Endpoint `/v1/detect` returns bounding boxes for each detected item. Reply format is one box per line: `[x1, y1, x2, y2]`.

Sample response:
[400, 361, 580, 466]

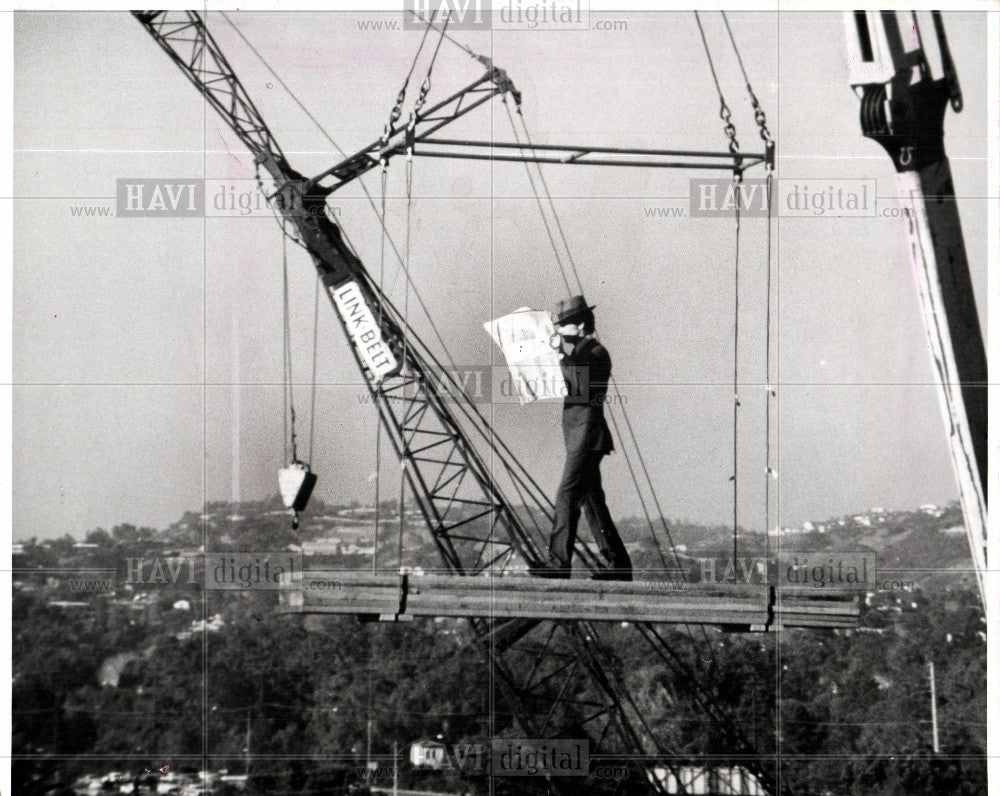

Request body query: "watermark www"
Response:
[68, 578, 115, 593]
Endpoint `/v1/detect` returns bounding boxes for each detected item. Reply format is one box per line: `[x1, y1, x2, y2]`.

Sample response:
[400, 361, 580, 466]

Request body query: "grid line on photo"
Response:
[8, 7, 990, 794]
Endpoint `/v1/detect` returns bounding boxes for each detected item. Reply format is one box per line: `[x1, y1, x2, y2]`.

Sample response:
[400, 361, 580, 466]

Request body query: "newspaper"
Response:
[484, 307, 564, 404]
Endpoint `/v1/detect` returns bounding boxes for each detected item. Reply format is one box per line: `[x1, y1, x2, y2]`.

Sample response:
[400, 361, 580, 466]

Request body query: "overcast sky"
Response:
[11, 9, 989, 540]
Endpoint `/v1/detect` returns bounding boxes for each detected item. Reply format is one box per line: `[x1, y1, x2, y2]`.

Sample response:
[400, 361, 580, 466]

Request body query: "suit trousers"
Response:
[549, 449, 631, 572]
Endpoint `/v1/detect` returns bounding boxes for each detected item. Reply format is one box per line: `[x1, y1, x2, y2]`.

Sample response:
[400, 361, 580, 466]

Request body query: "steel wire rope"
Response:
[719, 10, 779, 577]
[369, 12, 438, 572]
[506, 92, 723, 667]
[508, 101, 690, 583]
[501, 99, 574, 296]
[219, 11, 469, 390]
[695, 10, 744, 574]
[221, 13, 556, 556]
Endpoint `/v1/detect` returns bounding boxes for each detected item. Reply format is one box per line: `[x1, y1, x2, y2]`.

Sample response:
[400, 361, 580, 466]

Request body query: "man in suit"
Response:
[534, 295, 633, 581]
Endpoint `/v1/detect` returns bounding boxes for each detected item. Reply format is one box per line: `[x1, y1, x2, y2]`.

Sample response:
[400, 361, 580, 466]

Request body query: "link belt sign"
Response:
[331, 281, 398, 382]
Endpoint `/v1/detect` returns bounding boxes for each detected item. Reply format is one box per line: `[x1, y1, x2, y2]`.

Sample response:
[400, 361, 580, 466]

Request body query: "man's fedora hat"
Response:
[552, 295, 596, 326]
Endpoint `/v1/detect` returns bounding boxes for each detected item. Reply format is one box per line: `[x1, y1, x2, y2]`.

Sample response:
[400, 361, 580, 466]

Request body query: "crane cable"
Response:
[411, 12, 450, 116]
[372, 162, 390, 572]
[230, 15, 559, 552]
[502, 99, 576, 298]
[221, 10, 474, 411]
[511, 108, 586, 298]
[370, 10, 437, 564]
[696, 10, 745, 573]
[506, 98, 717, 669]
[280, 221, 299, 466]
[502, 98, 726, 722]
[232, 13, 762, 780]
[397, 16, 449, 569]
[505, 98, 688, 580]
[721, 11, 774, 148]
[730, 176, 743, 572]
[721, 10, 777, 566]
[397, 151, 415, 569]
[409, 9, 481, 61]
[381, 12, 437, 147]
[308, 276, 320, 466]
[278, 220, 320, 472]
[371, 15, 451, 572]
[694, 11, 741, 159]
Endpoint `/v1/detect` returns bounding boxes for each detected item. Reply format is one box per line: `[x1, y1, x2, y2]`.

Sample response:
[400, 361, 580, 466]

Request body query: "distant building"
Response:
[301, 537, 342, 555]
[177, 613, 225, 640]
[108, 595, 160, 625]
[341, 507, 376, 518]
[341, 543, 376, 556]
[410, 739, 447, 769]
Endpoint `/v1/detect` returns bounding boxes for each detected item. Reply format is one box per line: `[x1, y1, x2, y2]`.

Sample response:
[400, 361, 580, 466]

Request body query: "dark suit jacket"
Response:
[560, 336, 614, 454]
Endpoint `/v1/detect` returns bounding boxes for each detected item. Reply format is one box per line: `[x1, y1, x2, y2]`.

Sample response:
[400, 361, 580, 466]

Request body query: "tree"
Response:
[85, 528, 113, 547]
[112, 524, 142, 544]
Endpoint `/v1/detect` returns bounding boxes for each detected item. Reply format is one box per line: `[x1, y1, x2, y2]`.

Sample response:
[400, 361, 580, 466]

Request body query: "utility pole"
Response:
[393, 740, 399, 796]
[245, 712, 251, 777]
[366, 716, 374, 786]
[928, 660, 940, 753]
[844, 11, 987, 604]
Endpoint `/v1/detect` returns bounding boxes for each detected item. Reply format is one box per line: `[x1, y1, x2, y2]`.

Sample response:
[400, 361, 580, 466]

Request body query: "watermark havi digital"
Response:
[403, 0, 589, 30]
[122, 552, 302, 590]
[491, 738, 588, 776]
[208, 553, 301, 590]
[687, 178, 877, 218]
